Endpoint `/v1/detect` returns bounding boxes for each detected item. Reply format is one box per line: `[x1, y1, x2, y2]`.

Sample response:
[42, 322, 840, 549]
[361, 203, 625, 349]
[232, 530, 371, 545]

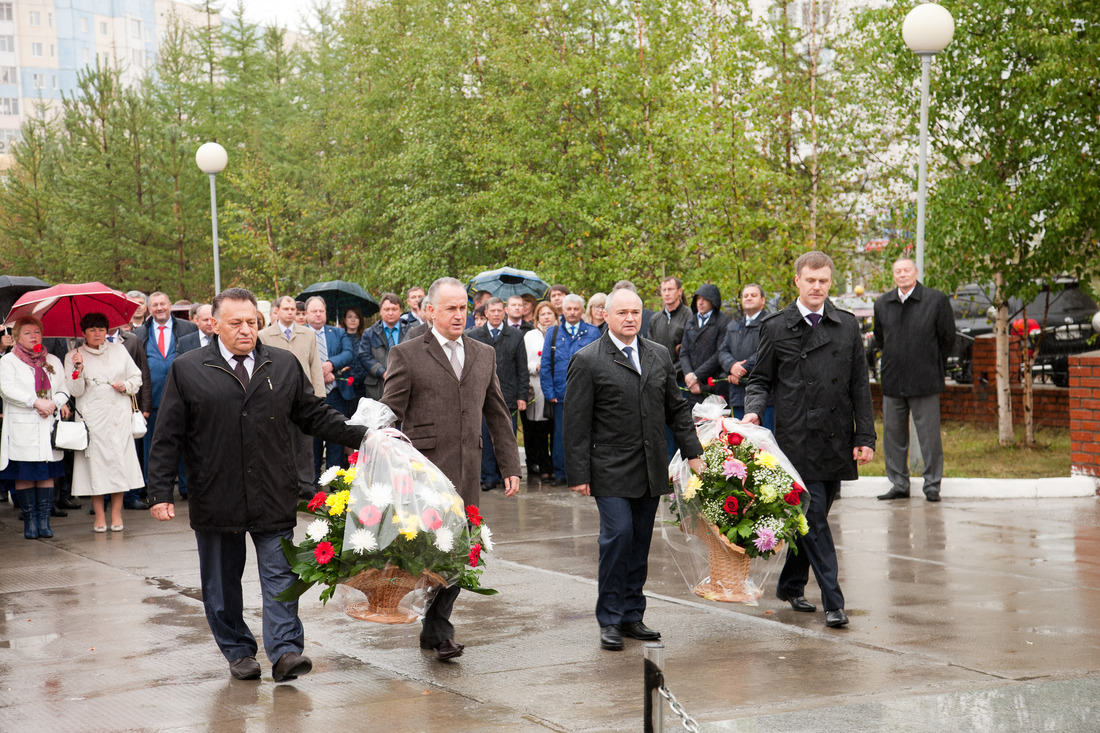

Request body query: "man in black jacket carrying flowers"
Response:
[148, 288, 366, 683]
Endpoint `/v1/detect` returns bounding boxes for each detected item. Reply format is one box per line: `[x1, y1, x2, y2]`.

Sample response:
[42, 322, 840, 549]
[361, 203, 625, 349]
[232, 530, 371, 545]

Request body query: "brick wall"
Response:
[870, 381, 1069, 429]
[1069, 351, 1100, 478]
[970, 333, 1025, 385]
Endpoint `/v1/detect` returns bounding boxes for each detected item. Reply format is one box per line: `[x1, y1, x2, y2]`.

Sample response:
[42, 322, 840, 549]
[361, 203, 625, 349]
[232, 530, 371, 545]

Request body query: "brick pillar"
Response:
[1069, 350, 1100, 480]
[972, 333, 1025, 385]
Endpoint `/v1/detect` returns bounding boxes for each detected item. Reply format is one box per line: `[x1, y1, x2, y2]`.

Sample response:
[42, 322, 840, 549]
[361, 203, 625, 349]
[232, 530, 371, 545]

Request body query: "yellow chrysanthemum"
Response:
[335, 468, 347, 478]
[448, 493, 465, 515]
[345, 467, 357, 483]
[797, 514, 809, 535]
[400, 528, 419, 541]
[755, 451, 778, 470]
[325, 490, 350, 516]
[393, 511, 419, 534]
[683, 474, 702, 501]
[411, 461, 424, 471]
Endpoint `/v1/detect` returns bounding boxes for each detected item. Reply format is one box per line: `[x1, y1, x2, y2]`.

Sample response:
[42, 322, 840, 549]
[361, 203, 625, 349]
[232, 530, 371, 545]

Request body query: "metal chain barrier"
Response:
[657, 684, 701, 732]
[644, 643, 701, 733]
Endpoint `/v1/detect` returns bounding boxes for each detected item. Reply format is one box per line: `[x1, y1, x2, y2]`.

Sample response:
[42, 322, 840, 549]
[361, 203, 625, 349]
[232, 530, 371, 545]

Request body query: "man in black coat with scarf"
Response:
[565, 289, 703, 651]
[148, 288, 366, 683]
[744, 252, 875, 629]
[873, 257, 955, 502]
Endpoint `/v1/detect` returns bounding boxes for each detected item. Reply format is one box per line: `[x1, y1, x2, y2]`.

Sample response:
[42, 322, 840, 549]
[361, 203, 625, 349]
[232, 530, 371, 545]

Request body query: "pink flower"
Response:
[421, 508, 443, 531]
[722, 458, 747, 481]
[753, 528, 778, 553]
[394, 473, 414, 495]
[358, 505, 382, 527]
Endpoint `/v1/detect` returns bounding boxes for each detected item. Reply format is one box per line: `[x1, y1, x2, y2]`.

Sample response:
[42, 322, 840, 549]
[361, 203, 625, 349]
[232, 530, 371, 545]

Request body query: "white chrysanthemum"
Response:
[434, 527, 455, 552]
[421, 488, 446, 509]
[306, 518, 331, 542]
[367, 483, 392, 507]
[480, 524, 494, 552]
[347, 528, 378, 554]
[318, 465, 341, 487]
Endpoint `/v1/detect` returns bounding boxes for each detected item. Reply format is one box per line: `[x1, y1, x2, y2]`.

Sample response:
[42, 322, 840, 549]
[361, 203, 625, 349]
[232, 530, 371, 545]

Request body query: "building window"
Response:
[80, 17, 88, 33]
[32, 73, 43, 89]
[50, 44, 54, 58]
[47, 12, 52, 27]
[28, 10, 40, 26]
[31, 42, 43, 57]
[0, 66, 14, 83]
[131, 19, 141, 39]
[0, 4, 11, 22]
[0, 36, 13, 53]
[100, 21, 108, 35]
[0, 97, 19, 115]
[51, 75, 56, 89]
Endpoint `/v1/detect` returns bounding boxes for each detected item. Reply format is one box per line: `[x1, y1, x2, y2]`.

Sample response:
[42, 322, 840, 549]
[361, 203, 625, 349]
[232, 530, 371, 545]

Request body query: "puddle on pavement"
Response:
[0, 632, 60, 648]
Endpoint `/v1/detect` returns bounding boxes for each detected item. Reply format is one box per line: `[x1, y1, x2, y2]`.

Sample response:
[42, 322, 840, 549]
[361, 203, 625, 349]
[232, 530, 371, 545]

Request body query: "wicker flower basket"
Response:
[340, 566, 447, 624]
[691, 522, 765, 603]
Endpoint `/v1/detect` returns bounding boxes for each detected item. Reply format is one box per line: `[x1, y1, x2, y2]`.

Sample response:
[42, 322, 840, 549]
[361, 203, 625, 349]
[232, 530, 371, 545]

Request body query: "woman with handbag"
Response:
[64, 313, 144, 533]
[522, 302, 558, 482]
[0, 316, 71, 539]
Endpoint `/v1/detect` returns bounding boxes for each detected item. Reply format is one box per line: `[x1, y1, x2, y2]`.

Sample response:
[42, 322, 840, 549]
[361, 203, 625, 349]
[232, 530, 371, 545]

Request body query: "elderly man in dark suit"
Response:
[873, 257, 955, 502]
[148, 288, 366, 682]
[564, 288, 703, 651]
[467, 297, 528, 490]
[177, 304, 215, 354]
[381, 277, 521, 661]
[743, 251, 876, 629]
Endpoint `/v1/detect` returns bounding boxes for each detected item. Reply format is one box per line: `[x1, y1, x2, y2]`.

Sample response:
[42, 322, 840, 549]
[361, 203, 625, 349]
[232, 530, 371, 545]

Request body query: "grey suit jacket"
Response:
[258, 322, 325, 398]
[381, 330, 520, 507]
[564, 334, 702, 497]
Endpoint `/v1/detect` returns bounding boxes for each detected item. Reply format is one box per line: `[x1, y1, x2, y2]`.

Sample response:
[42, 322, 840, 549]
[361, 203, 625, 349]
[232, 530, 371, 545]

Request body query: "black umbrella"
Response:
[466, 267, 549, 301]
[296, 281, 380, 320]
[0, 276, 50, 323]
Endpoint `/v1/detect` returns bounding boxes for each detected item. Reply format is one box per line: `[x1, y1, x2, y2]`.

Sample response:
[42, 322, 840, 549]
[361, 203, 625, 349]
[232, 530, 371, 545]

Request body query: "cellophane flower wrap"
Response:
[662, 396, 810, 605]
[277, 399, 496, 620]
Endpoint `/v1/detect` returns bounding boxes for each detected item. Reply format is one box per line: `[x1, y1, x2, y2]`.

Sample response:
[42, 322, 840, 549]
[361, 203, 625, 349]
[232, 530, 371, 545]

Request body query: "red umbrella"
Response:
[3, 282, 142, 337]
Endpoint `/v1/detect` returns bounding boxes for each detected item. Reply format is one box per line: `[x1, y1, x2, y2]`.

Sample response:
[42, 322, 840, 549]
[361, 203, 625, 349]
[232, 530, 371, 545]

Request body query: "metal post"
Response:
[915, 53, 931, 280]
[209, 172, 221, 295]
[644, 643, 665, 733]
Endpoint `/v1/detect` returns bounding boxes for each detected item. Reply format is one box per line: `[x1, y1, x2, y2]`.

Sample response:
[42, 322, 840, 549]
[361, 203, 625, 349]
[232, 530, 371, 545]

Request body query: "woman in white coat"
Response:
[0, 316, 71, 539]
[65, 312, 144, 533]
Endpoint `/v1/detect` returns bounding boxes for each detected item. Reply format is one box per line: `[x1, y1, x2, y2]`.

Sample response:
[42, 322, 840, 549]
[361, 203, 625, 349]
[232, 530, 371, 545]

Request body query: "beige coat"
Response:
[0, 351, 69, 469]
[64, 343, 144, 496]
[381, 330, 520, 507]
[259, 321, 324, 397]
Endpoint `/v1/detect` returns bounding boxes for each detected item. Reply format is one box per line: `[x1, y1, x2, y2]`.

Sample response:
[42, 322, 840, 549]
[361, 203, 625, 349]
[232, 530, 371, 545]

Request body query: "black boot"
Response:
[16, 489, 37, 539]
[35, 486, 54, 539]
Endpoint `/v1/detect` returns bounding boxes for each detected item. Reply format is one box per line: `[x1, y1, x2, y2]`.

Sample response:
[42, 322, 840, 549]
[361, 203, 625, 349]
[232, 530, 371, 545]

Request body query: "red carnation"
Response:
[71, 370, 80, 379]
[707, 377, 715, 386]
[537, 350, 542, 356]
[307, 492, 327, 511]
[32, 344, 43, 353]
[313, 541, 335, 564]
[348, 450, 359, 465]
[347, 376, 354, 386]
[421, 508, 443, 531]
[723, 496, 739, 515]
[465, 505, 483, 527]
[468, 543, 483, 567]
[727, 433, 743, 447]
[358, 505, 382, 527]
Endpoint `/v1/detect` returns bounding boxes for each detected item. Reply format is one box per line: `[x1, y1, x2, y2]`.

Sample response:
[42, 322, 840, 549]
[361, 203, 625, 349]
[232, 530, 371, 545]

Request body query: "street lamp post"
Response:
[902, 2, 954, 279]
[195, 142, 228, 295]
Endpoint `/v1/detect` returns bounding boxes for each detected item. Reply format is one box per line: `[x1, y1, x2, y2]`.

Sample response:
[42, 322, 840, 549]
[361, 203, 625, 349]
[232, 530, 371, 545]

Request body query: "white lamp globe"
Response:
[902, 3, 955, 55]
[195, 142, 228, 174]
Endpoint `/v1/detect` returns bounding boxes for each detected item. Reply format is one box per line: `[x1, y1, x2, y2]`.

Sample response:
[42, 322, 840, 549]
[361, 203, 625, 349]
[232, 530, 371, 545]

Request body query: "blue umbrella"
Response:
[466, 267, 549, 301]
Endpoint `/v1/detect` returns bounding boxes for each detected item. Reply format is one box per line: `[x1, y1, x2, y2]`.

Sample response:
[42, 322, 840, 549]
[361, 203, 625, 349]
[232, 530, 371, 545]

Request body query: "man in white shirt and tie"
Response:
[178, 304, 216, 353]
[718, 284, 774, 429]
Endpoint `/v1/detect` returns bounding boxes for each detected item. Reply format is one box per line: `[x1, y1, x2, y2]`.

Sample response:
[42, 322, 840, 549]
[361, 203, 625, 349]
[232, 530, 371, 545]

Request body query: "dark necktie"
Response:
[386, 327, 397, 348]
[807, 313, 822, 328]
[233, 354, 250, 389]
[622, 345, 639, 373]
[699, 314, 709, 329]
[491, 328, 500, 340]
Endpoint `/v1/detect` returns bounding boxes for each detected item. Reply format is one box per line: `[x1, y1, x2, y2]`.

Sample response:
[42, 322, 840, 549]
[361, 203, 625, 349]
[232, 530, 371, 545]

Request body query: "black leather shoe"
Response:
[123, 500, 149, 511]
[925, 489, 941, 502]
[776, 592, 816, 612]
[228, 656, 261, 680]
[272, 651, 312, 681]
[619, 621, 661, 640]
[420, 638, 464, 660]
[57, 497, 82, 510]
[825, 609, 849, 628]
[600, 625, 624, 651]
[877, 488, 910, 500]
[51, 505, 68, 518]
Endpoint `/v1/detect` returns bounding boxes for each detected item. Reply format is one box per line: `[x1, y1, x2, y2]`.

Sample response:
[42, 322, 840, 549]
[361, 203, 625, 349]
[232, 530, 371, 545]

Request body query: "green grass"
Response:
[860, 419, 1071, 479]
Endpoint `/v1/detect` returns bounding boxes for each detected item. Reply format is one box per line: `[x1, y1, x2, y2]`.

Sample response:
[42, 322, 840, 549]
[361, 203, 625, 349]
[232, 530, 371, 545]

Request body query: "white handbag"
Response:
[130, 394, 147, 439]
[52, 414, 89, 452]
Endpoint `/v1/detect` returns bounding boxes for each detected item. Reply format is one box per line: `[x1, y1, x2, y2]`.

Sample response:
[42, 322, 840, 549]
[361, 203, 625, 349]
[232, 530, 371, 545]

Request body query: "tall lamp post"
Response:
[902, 3, 954, 279]
[195, 142, 228, 295]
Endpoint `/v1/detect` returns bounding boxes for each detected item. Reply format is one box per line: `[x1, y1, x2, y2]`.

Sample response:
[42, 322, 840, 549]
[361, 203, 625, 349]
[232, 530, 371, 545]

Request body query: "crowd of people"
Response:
[4, 253, 953, 680]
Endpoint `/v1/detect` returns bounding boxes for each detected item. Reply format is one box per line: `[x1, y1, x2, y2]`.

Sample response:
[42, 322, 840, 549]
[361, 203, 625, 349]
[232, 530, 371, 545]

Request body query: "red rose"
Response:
[358, 505, 382, 527]
[307, 492, 327, 511]
[465, 505, 482, 527]
[421, 508, 443, 531]
[727, 433, 743, 447]
[313, 541, 335, 564]
[468, 542, 482, 567]
[723, 496, 739, 514]
[784, 483, 804, 506]
[348, 450, 359, 465]
[32, 344, 43, 353]
[394, 473, 414, 494]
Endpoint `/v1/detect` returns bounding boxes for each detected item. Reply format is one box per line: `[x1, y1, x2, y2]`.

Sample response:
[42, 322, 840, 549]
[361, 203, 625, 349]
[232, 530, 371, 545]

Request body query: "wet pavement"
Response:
[1, 480, 1099, 732]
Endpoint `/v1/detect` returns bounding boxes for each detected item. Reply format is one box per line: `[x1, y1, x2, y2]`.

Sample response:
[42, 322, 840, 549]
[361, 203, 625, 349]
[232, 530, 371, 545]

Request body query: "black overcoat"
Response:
[147, 339, 365, 532]
[872, 282, 955, 398]
[564, 335, 702, 497]
[744, 301, 876, 482]
[466, 323, 529, 410]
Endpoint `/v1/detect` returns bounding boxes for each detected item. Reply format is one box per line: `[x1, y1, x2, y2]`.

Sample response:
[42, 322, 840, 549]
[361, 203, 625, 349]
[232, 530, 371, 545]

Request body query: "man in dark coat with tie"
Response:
[743, 251, 876, 629]
[680, 283, 730, 404]
[381, 277, 521, 661]
[564, 289, 703, 651]
[353, 292, 408, 400]
[148, 288, 366, 683]
[718, 284, 773, 429]
[466, 297, 528, 490]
